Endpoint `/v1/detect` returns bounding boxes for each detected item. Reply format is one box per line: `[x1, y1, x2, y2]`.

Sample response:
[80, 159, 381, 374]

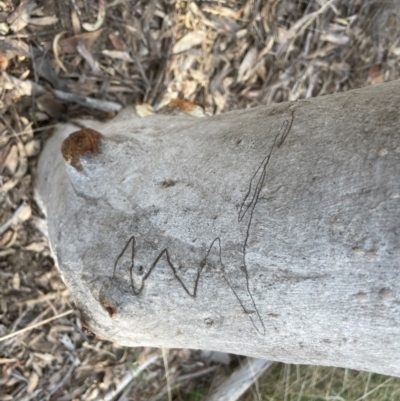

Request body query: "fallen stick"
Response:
[36, 81, 400, 376]
[53, 89, 122, 112]
[0, 310, 74, 342]
[205, 358, 273, 401]
[94, 354, 160, 401]
[1, 72, 122, 112]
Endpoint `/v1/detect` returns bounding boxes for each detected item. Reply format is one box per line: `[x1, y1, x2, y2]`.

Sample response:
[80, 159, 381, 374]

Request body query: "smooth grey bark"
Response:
[37, 81, 400, 377]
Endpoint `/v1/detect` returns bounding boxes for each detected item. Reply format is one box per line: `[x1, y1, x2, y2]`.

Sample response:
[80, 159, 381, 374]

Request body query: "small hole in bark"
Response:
[379, 287, 393, 300]
[204, 317, 213, 327]
[236, 139, 242, 145]
[82, 326, 96, 339]
[101, 301, 117, 319]
[136, 265, 144, 275]
[161, 179, 176, 188]
[77, 307, 102, 339]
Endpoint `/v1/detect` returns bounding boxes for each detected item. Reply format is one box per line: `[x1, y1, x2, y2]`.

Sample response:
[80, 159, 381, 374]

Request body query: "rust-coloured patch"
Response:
[61, 128, 102, 171]
[101, 301, 117, 319]
[166, 99, 204, 117]
[169, 98, 197, 111]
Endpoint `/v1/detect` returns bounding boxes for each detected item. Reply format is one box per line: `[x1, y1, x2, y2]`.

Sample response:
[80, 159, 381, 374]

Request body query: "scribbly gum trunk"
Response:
[37, 82, 400, 376]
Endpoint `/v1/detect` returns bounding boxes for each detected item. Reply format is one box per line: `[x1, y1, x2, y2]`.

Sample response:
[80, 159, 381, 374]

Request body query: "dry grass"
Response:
[244, 363, 400, 401]
[1, 0, 400, 400]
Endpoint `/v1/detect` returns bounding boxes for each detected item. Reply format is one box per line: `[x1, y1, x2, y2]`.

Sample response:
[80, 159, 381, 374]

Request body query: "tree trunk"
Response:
[36, 81, 400, 377]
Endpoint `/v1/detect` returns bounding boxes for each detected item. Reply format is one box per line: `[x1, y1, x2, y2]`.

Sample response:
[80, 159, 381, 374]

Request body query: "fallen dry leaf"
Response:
[7, 1, 36, 32]
[36, 93, 66, 119]
[0, 133, 9, 152]
[25, 242, 47, 253]
[173, 32, 205, 54]
[82, 0, 106, 32]
[0, 139, 28, 193]
[390, 48, 400, 57]
[26, 371, 39, 394]
[306, 44, 338, 59]
[0, 229, 17, 248]
[0, 23, 9, 35]
[0, 201, 31, 236]
[71, 9, 81, 35]
[29, 15, 58, 26]
[202, 5, 239, 19]
[53, 31, 68, 73]
[368, 65, 384, 85]
[102, 50, 133, 62]
[17, 202, 32, 223]
[0, 51, 9, 72]
[1, 72, 43, 99]
[56, 30, 103, 55]
[109, 32, 125, 51]
[27, 216, 49, 238]
[321, 32, 350, 45]
[0, 38, 30, 59]
[135, 103, 154, 117]
[24, 139, 41, 157]
[237, 47, 257, 82]
[0, 358, 18, 364]
[330, 61, 350, 74]
[213, 90, 226, 113]
[12, 272, 20, 289]
[3, 144, 19, 175]
[19, 116, 34, 143]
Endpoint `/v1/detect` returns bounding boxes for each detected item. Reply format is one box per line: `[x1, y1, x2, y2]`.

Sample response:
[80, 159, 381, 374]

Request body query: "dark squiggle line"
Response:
[237, 111, 294, 335]
[111, 236, 253, 301]
[110, 235, 267, 334]
[107, 112, 294, 335]
[239, 112, 294, 222]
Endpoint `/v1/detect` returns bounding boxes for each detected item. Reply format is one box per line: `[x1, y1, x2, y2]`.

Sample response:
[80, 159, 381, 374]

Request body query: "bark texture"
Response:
[37, 82, 400, 376]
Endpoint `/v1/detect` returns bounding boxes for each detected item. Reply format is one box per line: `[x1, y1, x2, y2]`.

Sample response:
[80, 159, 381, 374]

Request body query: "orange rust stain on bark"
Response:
[61, 128, 102, 171]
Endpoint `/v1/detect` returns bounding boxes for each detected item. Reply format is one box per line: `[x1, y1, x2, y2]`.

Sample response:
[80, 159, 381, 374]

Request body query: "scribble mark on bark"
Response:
[236, 111, 294, 334]
[107, 112, 294, 335]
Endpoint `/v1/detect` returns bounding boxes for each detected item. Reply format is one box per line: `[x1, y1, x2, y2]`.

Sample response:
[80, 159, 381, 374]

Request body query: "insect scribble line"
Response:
[107, 112, 294, 335]
[237, 111, 294, 334]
